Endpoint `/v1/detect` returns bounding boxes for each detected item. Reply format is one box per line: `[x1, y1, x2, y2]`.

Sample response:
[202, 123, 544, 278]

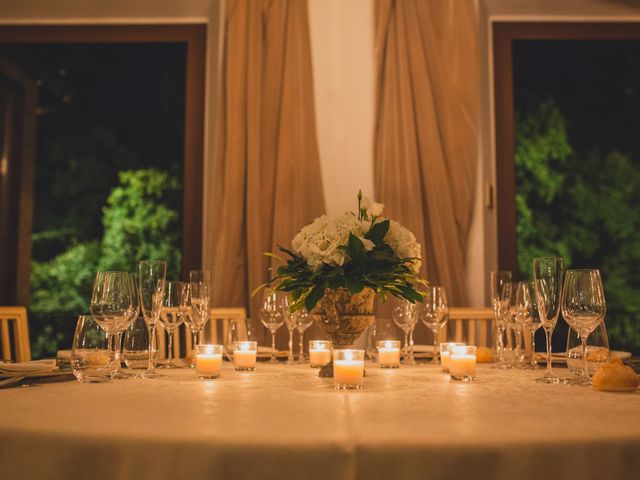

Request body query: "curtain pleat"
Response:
[206, 0, 326, 324]
[374, 0, 480, 306]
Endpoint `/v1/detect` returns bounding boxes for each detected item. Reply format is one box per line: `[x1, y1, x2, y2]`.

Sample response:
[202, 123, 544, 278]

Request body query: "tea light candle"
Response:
[195, 344, 223, 379]
[440, 342, 465, 373]
[333, 349, 365, 390]
[309, 340, 332, 368]
[233, 341, 257, 371]
[377, 340, 400, 368]
[450, 345, 477, 382]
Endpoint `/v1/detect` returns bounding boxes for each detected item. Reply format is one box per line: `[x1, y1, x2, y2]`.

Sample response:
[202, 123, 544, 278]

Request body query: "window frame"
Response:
[0, 24, 206, 304]
[493, 21, 640, 272]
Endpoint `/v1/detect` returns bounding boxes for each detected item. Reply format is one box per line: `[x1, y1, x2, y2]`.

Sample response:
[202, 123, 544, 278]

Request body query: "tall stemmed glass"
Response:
[292, 309, 313, 363]
[561, 269, 606, 386]
[138, 260, 167, 379]
[111, 273, 140, 378]
[283, 301, 296, 365]
[516, 281, 541, 369]
[533, 257, 564, 384]
[392, 300, 418, 365]
[159, 281, 187, 368]
[90, 271, 134, 376]
[259, 291, 287, 363]
[189, 270, 212, 344]
[420, 286, 448, 364]
[490, 271, 512, 368]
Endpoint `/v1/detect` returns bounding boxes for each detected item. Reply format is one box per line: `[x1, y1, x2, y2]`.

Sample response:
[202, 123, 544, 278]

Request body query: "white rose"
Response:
[361, 196, 385, 218]
[385, 220, 422, 273]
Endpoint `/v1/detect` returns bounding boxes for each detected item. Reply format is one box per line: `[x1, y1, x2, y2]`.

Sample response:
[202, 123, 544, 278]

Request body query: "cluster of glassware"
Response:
[71, 260, 213, 382]
[491, 257, 608, 386]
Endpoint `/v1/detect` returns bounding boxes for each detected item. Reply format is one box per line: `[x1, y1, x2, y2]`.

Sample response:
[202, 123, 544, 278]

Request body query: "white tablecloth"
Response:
[1, 363, 639, 480]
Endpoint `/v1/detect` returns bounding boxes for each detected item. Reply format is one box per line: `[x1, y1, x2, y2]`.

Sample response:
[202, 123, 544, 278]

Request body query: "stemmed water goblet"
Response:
[159, 281, 187, 368]
[111, 273, 140, 378]
[138, 260, 167, 378]
[490, 271, 512, 369]
[561, 269, 606, 386]
[189, 270, 212, 343]
[292, 309, 313, 362]
[259, 291, 287, 363]
[392, 300, 418, 365]
[533, 257, 564, 384]
[420, 286, 448, 364]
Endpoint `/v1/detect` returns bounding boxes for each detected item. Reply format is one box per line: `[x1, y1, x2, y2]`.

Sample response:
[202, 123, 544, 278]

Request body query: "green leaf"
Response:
[305, 284, 326, 312]
[345, 277, 364, 294]
[348, 233, 366, 268]
[365, 219, 390, 245]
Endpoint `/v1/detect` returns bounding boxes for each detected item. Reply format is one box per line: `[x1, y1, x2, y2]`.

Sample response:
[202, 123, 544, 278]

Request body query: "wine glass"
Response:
[292, 309, 313, 363]
[490, 271, 512, 369]
[516, 281, 541, 369]
[259, 291, 287, 363]
[90, 271, 134, 377]
[533, 257, 564, 384]
[420, 286, 448, 364]
[111, 273, 140, 378]
[561, 269, 606, 386]
[224, 317, 257, 361]
[138, 260, 167, 378]
[159, 281, 187, 368]
[566, 321, 610, 377]
[189, 270, 212, 343]
[392, 300, 419, 365]
[283, 301, 296, 365]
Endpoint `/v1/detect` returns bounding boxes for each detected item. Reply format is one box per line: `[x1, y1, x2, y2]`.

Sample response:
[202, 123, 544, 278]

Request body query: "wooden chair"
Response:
[157, 307, 247, 359]
[447, 307, 494, 347]
[0, 306, 31, 362]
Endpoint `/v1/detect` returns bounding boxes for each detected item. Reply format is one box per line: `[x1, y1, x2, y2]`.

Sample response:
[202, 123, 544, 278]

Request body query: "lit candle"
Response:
[377, 340, 400, 368]
[333, 349, 365, 390]
[233, 341, 257, 371]
[440, 342, 465, 373]
[309, 340, 332, 368]
[450, 345, 477, 382]
[195, 344, 223, 379]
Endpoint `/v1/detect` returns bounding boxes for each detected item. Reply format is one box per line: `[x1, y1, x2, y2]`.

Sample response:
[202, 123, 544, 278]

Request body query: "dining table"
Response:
[1, 362, 639, 480]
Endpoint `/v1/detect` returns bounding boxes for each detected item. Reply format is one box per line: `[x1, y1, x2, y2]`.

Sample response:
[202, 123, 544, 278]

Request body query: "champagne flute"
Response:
[159, 281, 187, 368]
[516, 281, 541, 369]
[292, 309, 313, 363]
[420, 286, 448, 364]
[189, 270, 212, 344]
[490, 271, 512, 369]
[111, 273, 139, 378]
[392, 300, 418, 365]
[282, 299, 296, 365]
[138, 260, 167, 378]
[259, 291, 286, 363]
[511, 281, 531, 367]
[533, 257, 564, 384]
[561, 269, 606, 386]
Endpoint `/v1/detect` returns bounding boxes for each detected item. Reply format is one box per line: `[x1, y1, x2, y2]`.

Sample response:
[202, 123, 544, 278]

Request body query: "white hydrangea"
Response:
[384, 220, 422, 273]
[291, 213, 374, 271]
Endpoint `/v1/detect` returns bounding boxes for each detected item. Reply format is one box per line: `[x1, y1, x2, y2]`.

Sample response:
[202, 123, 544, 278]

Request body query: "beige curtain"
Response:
[374, 0, 480, 306]
[205, 0, 326, 320]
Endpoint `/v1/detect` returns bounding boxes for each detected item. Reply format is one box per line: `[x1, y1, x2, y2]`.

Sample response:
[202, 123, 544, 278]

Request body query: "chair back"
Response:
[0, 306, 31, 362]
[156, 307, 247, 359]
[447, 307, 494, 347]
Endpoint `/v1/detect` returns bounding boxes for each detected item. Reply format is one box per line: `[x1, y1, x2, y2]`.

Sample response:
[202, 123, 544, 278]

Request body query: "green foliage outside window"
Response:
[29, 168, 182, 358]
[516, 100, 640, 353]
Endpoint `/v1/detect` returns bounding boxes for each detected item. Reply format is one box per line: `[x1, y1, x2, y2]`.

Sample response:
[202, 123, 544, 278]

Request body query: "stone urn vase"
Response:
[311, 287, 375, 377]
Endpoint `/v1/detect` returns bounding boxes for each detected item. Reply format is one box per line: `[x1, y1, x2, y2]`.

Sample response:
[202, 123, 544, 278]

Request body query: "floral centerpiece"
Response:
[262, 191, 425, 313]
[259, 191, 425, 376]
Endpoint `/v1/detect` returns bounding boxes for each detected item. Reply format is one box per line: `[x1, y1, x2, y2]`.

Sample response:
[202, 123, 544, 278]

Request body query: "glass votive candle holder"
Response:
[440, 342, 466, 373]
[309, 340, 332, 368]
[333, 349, 365, 390]
[233, 341, 257, 371]
[450, 345, 477, 382]
[195, 344, 223, 379]
[377, 340, 401, 368]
